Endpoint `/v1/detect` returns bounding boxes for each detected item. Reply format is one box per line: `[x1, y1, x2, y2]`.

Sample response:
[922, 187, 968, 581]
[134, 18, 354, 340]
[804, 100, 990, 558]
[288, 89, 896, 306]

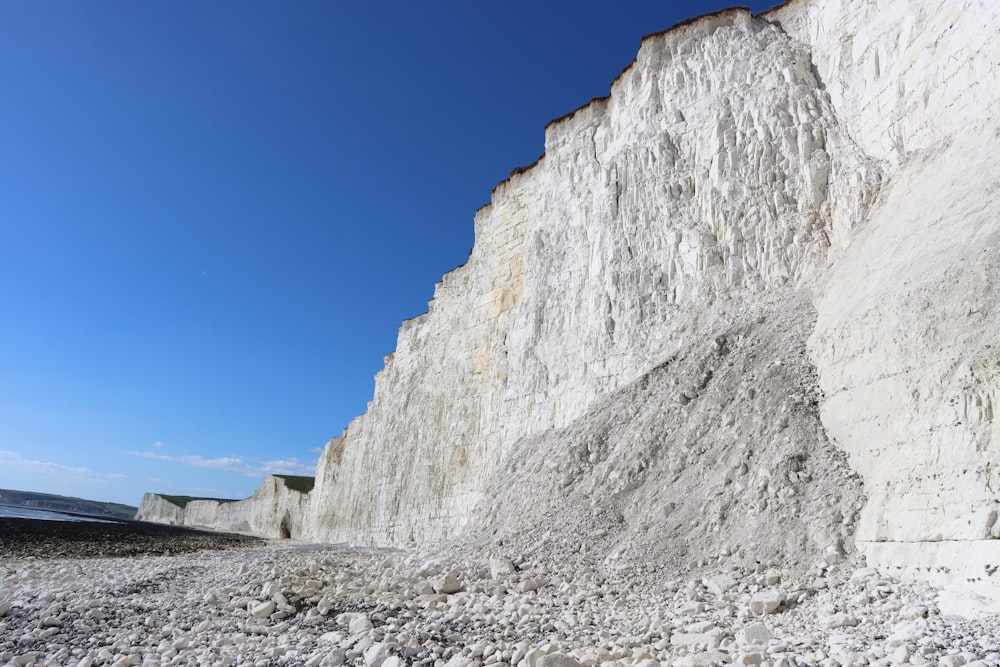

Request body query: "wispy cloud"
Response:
[124, 450, 316, 478]
[0, 450, 122, 481]
[153, 441, 165, 448]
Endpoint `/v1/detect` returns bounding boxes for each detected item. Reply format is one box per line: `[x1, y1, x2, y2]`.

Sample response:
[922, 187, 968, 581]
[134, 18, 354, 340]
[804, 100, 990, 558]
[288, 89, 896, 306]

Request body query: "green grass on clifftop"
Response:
[158, 495, 237, 509]
[274, 475, 315, 493]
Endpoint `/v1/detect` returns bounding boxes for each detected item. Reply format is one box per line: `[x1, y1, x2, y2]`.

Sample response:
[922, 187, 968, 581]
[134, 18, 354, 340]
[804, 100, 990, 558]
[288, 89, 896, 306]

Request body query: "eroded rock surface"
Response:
[306, 6, 880, 555]
[139, 0, 1000, 592]
[137, 475, 311, 539]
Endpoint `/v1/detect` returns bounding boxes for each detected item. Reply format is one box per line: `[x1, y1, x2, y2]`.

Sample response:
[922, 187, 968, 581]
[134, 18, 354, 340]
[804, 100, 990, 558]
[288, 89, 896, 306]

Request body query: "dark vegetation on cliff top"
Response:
[158, 494, 238, 508]
[156, 475, 314, 508]
[274, 475, 315, 493]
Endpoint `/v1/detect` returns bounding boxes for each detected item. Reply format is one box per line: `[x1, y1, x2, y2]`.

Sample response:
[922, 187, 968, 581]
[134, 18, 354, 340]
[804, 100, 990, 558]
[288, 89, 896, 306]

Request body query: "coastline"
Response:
[0, 502, 122, 524]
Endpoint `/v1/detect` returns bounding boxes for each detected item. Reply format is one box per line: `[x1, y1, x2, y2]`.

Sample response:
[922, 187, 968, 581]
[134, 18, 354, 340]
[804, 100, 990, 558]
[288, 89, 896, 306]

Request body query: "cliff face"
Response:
[306, 7, 879, 550]
[777, 0, 1000, 583]
[141, 0, 1000, 587]
[136, 493, 185, 525]
[303, 0, 1000, 583]
[137, 476, 311, 539]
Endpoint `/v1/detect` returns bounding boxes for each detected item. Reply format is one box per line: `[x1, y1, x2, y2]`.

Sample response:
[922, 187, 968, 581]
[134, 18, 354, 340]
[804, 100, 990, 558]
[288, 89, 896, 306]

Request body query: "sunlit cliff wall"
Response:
[306, 6, 883, 546]
[139, 0, 1000, 587]
[137, 475, 311, 539]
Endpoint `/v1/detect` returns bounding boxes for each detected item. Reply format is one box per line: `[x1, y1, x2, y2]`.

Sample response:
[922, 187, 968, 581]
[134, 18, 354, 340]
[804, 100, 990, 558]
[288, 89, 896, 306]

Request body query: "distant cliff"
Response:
[141, 0, 1000, 589]
[0, 488, 137, 519]
[136, 475, 312, 539]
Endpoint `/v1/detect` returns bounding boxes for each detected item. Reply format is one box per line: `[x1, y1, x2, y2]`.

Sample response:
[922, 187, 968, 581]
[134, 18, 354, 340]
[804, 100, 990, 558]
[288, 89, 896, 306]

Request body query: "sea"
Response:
[0, 503, 115, 523]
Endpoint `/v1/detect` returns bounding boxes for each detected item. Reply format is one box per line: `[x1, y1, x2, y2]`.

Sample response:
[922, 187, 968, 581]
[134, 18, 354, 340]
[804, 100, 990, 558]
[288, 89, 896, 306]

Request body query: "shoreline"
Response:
[0, 516, 262, 559]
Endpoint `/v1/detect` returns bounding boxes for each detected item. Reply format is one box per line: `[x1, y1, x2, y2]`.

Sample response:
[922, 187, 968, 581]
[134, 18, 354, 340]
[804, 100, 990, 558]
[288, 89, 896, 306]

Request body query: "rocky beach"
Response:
[2, 533, 1000, 667]
[0, 518, 260, 560]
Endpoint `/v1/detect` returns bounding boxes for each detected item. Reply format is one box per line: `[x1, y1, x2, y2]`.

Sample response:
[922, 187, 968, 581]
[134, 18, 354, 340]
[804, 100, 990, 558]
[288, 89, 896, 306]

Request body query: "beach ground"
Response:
[0, 517, 261, 559]
[2, 525, 999, 666]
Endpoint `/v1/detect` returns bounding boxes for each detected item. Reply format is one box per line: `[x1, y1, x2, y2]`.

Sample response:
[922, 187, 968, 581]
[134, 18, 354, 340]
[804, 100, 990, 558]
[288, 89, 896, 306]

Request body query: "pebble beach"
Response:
[2, 522, 1000, 667]
[0, 518, 260, 560]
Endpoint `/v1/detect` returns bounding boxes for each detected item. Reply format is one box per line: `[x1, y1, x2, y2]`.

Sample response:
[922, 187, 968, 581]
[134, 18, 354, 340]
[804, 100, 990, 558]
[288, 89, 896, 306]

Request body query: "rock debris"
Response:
[2, 544, 998, 667]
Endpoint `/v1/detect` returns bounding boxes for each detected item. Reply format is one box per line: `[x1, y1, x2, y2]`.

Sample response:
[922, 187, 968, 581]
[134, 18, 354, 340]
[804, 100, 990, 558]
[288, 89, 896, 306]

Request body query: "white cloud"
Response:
[153, 441, 164, 448]
[0, 450, 121, 481]
[125, 450, 316, 478]
[260, 457, 318, 476]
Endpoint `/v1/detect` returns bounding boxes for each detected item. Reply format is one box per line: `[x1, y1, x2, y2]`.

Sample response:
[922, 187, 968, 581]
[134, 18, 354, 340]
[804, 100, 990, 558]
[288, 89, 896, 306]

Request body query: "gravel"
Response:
[2, 538, 999, 667]
[0, 517, 260, 559]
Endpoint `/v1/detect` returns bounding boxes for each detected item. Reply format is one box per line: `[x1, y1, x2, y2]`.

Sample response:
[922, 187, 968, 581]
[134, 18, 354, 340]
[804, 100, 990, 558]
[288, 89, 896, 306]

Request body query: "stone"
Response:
[939, 656, 968, 667]
[349, 616, 375, 634]
[536, 654, 585, 667]
[891, 646, 911, 664]
[430, 573, 462, 595]
[517, 578, 548, 593]
[415, 560, 442, 577]
[822, 613, 859, 630]
[737, 622, 771, 647]
[706, 574, 738, 597]
[317, 597, 332, 616]
[675, 650, 731, 667]
[250, 601, 275, 619]
[749, 590, 784, 615]
[325, 649, 348, 666]
[490, 559, 517, 578]
[685, 621, 718, 633]
[672, 630, 723, 649]
[413, 580, 434, 596]
[887, 620, 928, 646]
[899, 604, 928, 620]
[363, 643, 390, 667]
[849, 568, 880, 584]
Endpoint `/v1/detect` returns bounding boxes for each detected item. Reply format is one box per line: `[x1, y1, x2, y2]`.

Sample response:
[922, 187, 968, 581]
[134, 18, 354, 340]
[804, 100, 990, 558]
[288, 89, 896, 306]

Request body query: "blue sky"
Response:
[0, 1, 775, 507]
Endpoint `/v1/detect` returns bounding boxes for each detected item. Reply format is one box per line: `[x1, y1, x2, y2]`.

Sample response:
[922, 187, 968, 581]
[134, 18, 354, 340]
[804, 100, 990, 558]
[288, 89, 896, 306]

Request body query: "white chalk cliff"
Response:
[142, 0, 1000, 588]
[137, 475, 311, 539]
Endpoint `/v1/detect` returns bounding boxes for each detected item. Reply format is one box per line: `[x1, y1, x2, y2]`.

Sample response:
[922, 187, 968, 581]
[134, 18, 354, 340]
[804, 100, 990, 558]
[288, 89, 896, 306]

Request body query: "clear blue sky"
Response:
[0, 0, 775, 507]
